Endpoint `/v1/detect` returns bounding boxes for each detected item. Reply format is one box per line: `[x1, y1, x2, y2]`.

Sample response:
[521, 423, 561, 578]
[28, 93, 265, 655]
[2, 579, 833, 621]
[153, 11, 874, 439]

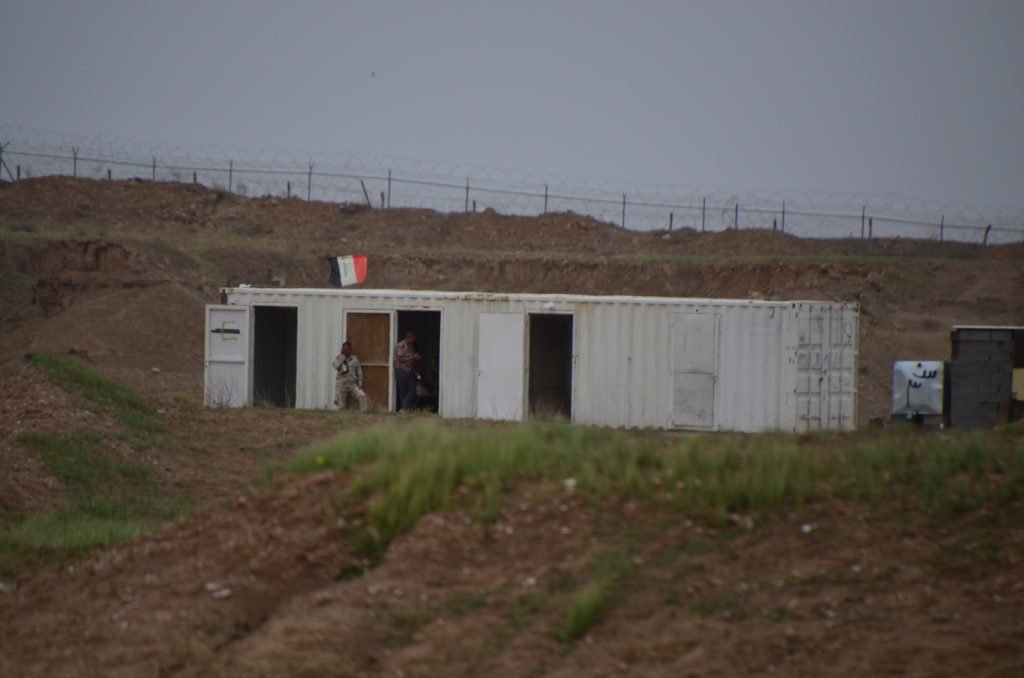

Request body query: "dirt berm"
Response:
[1, 177, 1023, 677]
[2, 177, 1021, 425]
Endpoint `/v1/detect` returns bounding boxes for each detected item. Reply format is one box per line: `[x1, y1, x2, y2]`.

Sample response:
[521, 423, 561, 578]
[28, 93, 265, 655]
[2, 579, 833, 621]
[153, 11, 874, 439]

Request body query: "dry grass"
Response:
[288, 420, 1024, 558]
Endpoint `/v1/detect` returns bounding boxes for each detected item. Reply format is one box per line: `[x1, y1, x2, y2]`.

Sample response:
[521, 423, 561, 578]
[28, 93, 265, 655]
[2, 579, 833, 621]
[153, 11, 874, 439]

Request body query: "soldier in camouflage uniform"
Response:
[394, 329, 420, 411]
[333, 341, 369, 412]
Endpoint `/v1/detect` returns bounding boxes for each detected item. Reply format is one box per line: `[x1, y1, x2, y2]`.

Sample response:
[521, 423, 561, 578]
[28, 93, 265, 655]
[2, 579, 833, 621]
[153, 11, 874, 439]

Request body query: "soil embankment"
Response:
[2, 176, 1021, 424]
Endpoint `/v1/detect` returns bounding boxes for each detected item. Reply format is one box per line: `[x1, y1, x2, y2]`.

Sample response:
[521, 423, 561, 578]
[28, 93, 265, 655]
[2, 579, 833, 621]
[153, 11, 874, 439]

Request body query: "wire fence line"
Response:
[1, 123, 1022, 244]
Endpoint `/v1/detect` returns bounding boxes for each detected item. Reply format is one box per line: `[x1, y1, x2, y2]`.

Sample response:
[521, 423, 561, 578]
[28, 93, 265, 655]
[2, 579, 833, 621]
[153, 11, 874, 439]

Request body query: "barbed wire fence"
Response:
[1, 123, 1022, 244]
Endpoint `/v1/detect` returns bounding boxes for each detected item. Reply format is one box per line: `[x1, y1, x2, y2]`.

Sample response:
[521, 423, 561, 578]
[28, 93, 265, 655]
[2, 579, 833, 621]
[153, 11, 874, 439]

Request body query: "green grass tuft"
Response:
[1, 429, 191, 574]
[0, 511, 152, 551]
[288, 420, 1024, 561]
[559, 581, 611, 642]
[290, 421, 617, 557]
[30, 350, 163, 437]
[0, 357, 196, 576]
[556, 548, 635, 642]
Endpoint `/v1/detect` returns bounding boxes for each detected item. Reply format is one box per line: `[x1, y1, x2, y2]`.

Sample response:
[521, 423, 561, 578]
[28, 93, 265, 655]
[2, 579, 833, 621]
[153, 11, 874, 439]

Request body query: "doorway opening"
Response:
[396, 310, 442, 413]
[253, 306, 297, 407]
[528, 313, 573, 419]
[345, 312, 392, 411]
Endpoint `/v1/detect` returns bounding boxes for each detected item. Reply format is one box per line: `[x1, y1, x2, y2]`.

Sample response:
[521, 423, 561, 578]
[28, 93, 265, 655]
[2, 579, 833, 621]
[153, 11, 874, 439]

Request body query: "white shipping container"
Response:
[205, 288, 858, 432]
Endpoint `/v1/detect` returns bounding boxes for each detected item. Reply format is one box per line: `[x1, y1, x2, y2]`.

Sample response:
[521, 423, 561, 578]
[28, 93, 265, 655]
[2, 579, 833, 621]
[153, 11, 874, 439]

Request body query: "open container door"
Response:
[205, 305, 251, 407]
[477, 312, 525, 420]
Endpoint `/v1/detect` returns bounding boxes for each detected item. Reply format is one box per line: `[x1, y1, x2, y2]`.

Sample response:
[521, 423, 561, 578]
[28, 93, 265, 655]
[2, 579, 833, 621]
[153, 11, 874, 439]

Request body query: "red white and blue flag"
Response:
[328, 255, 368, 287]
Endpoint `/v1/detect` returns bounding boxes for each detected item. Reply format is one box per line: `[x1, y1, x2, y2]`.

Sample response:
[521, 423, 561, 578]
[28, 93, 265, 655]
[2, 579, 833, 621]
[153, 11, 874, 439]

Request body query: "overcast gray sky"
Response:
[2, 1, 1022, 208]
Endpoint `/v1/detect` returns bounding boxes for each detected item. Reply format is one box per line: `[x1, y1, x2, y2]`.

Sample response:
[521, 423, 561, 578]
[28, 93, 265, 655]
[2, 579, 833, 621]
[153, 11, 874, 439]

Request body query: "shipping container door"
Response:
[671, 312, 718, 429]
[345, 312, 392, 411]
[795, 304, 857, 431]
[477, 312, 525, 420]
[205, 305, 251, 407]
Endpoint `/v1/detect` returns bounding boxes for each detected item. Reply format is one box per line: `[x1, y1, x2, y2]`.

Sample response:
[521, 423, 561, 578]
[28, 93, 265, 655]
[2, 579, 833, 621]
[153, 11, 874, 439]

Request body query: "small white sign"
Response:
[892, 361, 943, 415]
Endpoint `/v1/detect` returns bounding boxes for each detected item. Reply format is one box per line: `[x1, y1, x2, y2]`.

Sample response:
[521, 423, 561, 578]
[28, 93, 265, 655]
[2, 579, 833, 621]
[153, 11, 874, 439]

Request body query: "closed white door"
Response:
[205, 305, 251, 407]
[671, 312, 718, 429]
[477, 313, 525, 420]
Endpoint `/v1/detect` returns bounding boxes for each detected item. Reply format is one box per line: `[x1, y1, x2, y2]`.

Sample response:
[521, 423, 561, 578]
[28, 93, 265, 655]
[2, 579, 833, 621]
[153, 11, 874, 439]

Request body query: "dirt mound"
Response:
[0, 282, 206, 395]
[2, 476, 1021, 677]
[2, 177, 1023, 421]
[1, 177, 657, 257]
[0, 369, 86, 516]
[6, 177, 1021, 676]
[0, 351, 371, 520]
[1, 238, 199, 317]
[0, 358, 160, 517]
[0, 238, 207, 394]
[6, 176, 1017, 260]
[0, 472, 355, 677]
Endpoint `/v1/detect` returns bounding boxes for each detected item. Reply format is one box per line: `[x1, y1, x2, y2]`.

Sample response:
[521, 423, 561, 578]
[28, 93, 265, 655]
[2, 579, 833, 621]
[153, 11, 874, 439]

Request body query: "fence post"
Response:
[72, 146, 78, 177]
[781, 201, 786, 233]
[107, 168, 111, 181]
[868, 217, 873, 240]
[307, 163, 313, 201]
[152, 156, 156, 182]
[228, 160, 233, 193]
[544, 184, 548, 213]
[464, 178, 470, 212]
[669, 211, 674, 233]
[0, 144, 16, 182]
[387, 169, 391, 208]
[773, 218, 777, 232]
[380, 192, 385, 209]
[734, 203, 739, 230]
[860, 206, 866, 239]
[287, 181, 291, 198]
[360, 179, 372, 208]
[1, 151, 10, 181]
[701, 197, 706, 232]
[0, 146, 7, 181]
[939, 214, 944, 243]
[621, 193, 626, 229]
[983, 224, 992, 246]
[193, 171, 197, 185]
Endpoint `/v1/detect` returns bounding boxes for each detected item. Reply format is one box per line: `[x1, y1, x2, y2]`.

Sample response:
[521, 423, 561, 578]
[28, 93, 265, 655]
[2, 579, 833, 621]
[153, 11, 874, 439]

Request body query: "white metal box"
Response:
[205, 288, 858, 432]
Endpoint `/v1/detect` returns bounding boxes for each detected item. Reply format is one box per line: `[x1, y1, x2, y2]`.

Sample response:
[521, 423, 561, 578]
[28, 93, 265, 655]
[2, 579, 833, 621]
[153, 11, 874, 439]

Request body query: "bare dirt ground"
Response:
[1, 472, 1022, 677]
[0, 362, 381, 519]
[1, 177, 1023, 676]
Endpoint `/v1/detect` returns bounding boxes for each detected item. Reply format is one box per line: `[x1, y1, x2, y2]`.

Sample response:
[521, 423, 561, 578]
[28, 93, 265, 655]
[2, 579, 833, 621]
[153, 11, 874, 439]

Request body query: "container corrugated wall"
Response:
[219, 289, 857, 432]
[573, 301, 672, 428]
[792, 302, 858, 432]
[709, 302, 789, 432]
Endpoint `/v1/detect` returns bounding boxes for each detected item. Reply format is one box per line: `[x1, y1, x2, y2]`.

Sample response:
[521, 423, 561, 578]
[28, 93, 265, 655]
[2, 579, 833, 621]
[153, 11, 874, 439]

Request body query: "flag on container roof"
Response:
[328, 255, 367, 287]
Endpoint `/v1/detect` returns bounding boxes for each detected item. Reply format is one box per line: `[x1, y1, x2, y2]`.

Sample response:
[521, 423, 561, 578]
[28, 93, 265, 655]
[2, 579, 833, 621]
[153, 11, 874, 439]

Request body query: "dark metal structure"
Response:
[949, 326, 1024, 429]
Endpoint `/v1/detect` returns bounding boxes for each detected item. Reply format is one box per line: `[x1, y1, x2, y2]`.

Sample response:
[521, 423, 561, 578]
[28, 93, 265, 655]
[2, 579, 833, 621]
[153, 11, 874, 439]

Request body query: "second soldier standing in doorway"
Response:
[394, 329, 420, 411]
[333, 341, 369, 413]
